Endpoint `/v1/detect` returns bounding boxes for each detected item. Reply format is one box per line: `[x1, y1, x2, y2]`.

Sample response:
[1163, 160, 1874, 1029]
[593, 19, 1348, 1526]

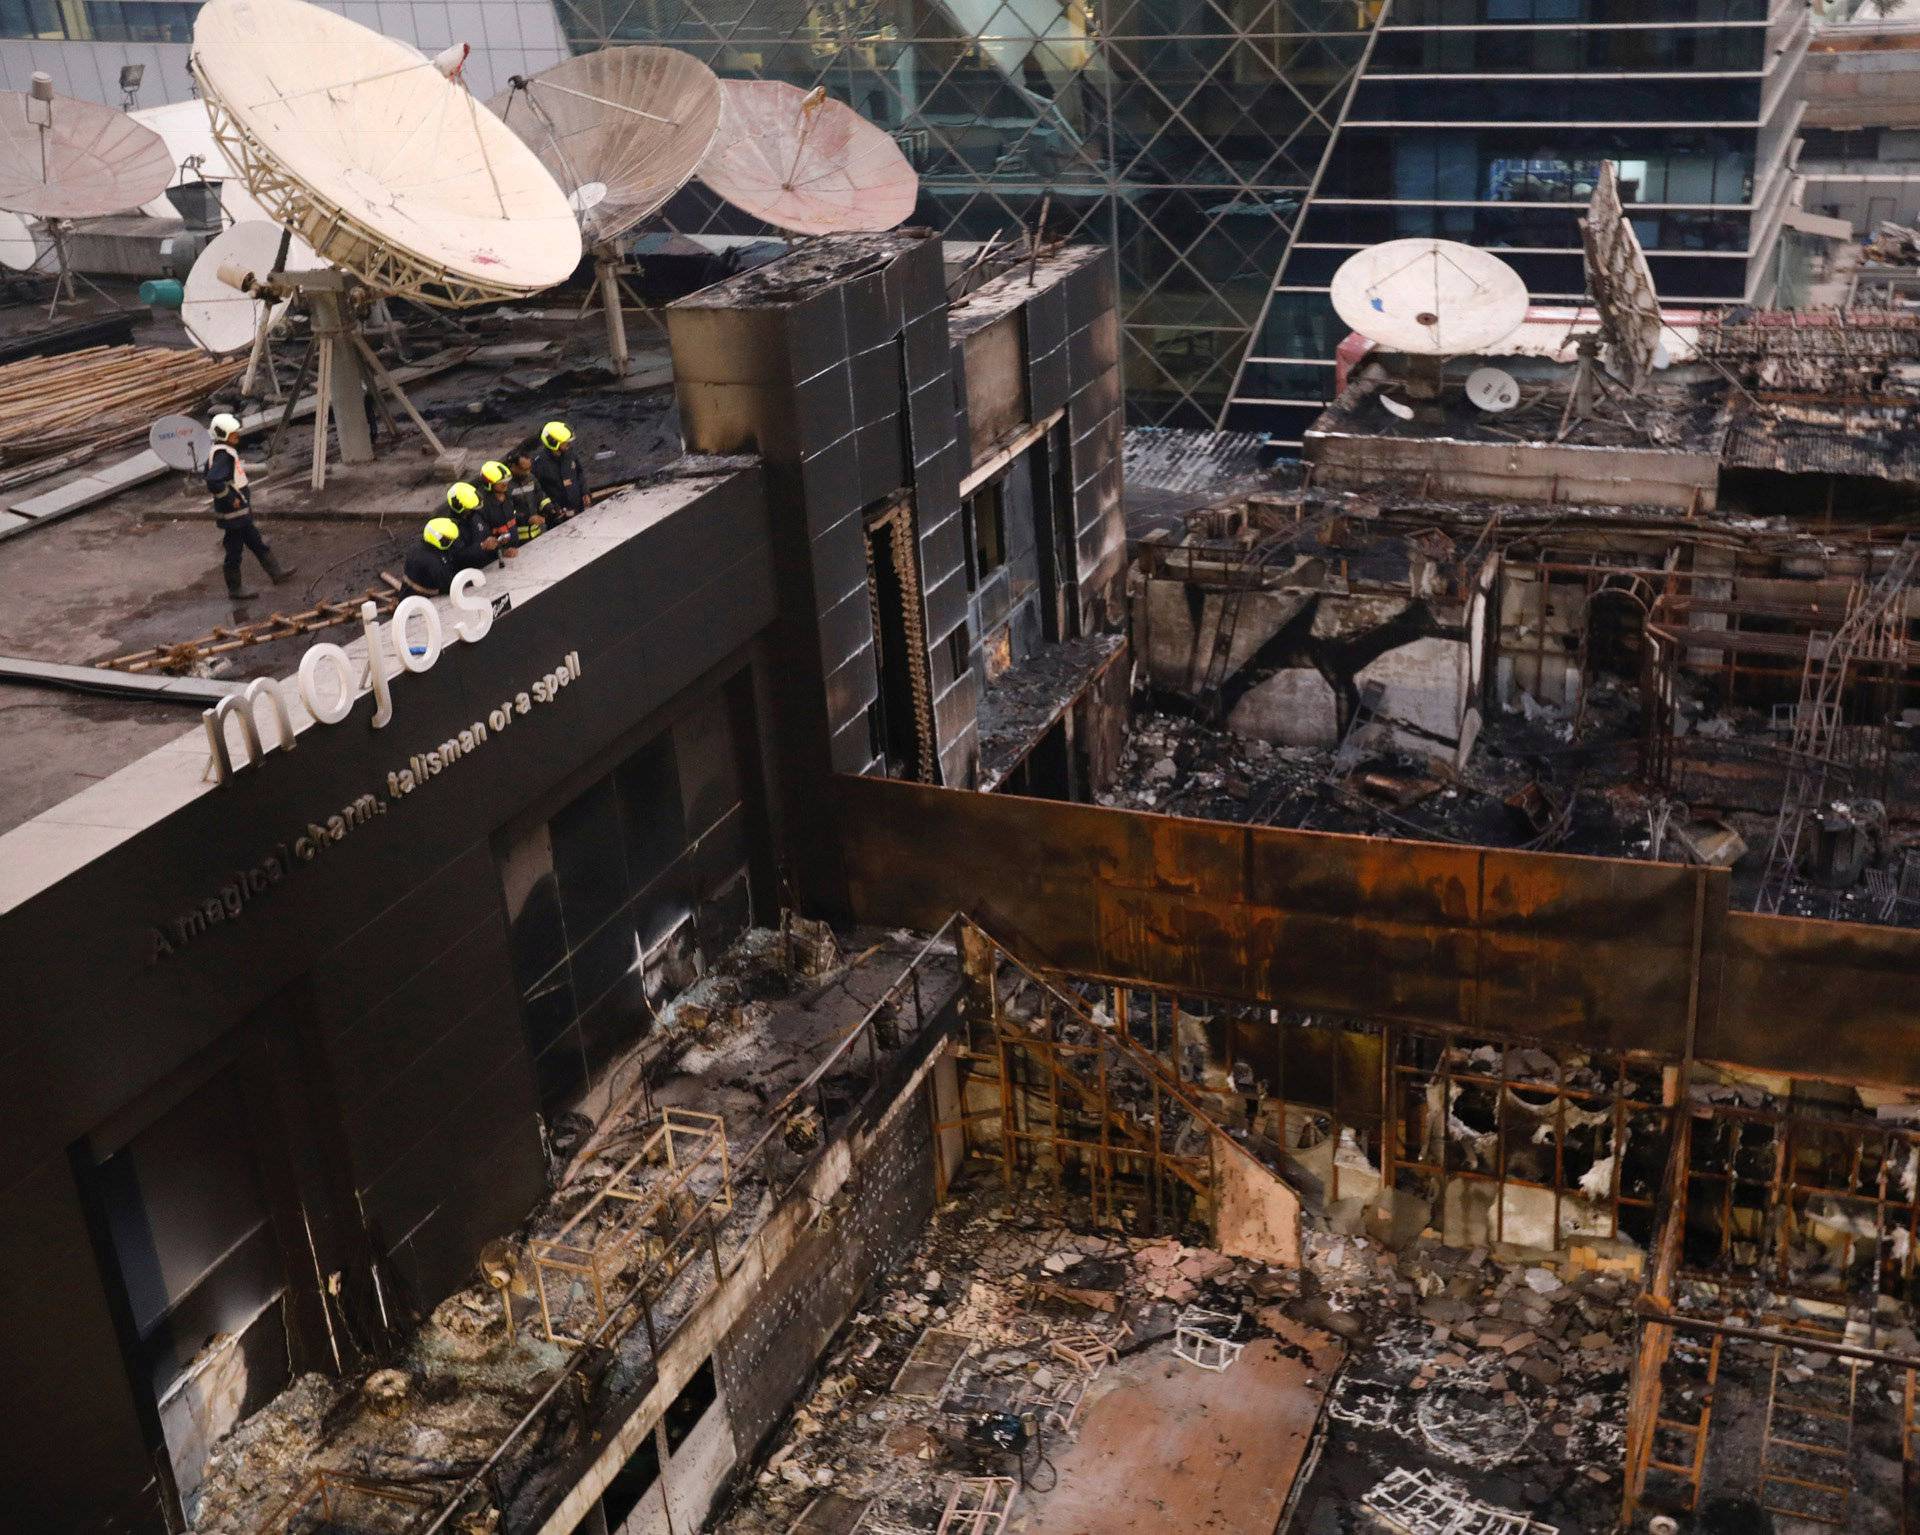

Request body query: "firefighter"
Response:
[509, 452, 552, 534]
[479, 459, 539, 546]
[403, 516, 464, 595]
[532, 420, 590, 521]
[205, 412, 293, 599]
[445, 480, 507, 571]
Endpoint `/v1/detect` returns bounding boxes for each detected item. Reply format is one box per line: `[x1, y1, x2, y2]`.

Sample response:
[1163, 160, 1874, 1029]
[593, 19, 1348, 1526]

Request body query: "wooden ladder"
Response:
[1644, 1330, 1723, 1512]
[1759, 1345, 1858, 1526]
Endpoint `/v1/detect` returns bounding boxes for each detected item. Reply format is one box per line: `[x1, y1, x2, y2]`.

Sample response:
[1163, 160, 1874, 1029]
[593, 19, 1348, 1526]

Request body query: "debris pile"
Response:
[1293, 1223, 1634, 1531]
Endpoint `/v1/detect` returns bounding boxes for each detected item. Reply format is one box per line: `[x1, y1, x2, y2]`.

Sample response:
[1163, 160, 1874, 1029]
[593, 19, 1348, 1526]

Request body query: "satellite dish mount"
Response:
[231, 265, 450, 490]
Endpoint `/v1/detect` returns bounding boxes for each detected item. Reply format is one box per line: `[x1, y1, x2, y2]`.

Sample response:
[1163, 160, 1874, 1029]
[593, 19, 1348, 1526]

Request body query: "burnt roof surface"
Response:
[1314, 364, 1732, 457]
[667, 228, 931, 309]
[944, 243, 1103, 340]
[0, 369, 688, 837]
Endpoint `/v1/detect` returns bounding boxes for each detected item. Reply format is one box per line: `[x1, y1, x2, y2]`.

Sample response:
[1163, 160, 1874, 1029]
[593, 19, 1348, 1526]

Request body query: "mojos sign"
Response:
[203, 568, 500, 783]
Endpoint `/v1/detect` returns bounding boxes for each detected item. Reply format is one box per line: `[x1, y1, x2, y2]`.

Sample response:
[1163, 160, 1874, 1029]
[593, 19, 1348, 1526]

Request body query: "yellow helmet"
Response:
[480, 459, 511, 487]
[424, 516, 462, 550]
[540, 420, 573, 452]
[446, 481, 482, 513]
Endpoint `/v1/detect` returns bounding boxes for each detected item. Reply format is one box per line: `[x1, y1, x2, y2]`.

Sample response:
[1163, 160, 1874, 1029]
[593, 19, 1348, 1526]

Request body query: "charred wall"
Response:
[0, 470, 781, 1533]
[713, 1081, 939, 1461]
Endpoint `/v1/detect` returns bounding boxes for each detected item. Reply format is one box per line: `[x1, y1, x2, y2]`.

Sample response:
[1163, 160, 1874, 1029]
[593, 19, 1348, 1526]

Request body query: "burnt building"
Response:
[0, 230, 1123, 1532]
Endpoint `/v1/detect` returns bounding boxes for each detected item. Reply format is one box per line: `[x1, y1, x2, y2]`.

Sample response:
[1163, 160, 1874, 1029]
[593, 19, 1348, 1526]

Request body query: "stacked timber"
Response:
[0, 344, 242, 471]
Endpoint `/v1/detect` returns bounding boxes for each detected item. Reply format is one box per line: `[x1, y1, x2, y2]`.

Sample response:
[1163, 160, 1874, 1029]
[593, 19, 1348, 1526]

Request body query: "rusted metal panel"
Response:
[830, 777, 1920, 1087]
[1712, 911, 1920, 1087]
[1475, 851, 1717, 1057]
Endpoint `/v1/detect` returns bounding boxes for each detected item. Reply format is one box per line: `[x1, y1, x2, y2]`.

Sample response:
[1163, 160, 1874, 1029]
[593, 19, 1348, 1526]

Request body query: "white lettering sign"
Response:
[203, 570, 508, 783]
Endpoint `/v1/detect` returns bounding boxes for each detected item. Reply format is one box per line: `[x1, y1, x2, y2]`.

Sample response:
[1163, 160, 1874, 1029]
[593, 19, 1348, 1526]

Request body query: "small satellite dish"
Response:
[1381, 395, 1415, 421]
[0, 83, 171, 219]
[1466, 366, 1521, 413]
[1330, 239, 1528, 358]
[182, 220, 323, 354]
[0, 209, 39, 272]
[491, 46, 722, 246]
[149, 412, 212, 471]
[700, 80, 918, 235]
[191, 0, 581, 306]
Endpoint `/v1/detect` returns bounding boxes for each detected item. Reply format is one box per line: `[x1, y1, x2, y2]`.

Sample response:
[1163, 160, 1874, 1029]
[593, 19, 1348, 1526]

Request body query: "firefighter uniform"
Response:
[205, 413, 292, 599]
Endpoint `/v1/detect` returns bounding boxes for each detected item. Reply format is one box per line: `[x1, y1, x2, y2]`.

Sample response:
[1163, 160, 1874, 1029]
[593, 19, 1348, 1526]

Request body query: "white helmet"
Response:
[209, 412, 241, 442]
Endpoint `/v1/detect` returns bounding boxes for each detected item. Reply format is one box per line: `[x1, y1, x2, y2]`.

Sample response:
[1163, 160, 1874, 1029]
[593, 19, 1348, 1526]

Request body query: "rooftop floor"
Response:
[0, 313, 686, 836]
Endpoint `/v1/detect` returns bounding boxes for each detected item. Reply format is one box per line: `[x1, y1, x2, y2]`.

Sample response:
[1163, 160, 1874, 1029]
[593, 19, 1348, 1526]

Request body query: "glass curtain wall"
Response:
[552, 0, 1384, 427]
[1221, 0, 1812, 447]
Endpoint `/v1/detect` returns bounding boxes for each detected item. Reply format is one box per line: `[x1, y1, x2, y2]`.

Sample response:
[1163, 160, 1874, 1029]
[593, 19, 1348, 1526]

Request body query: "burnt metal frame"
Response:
[1624, 1100, 1920, 1527]
[1387, 1032, 1669, 1252]
[257, 1468, 438, 1534]
[527, 1106, 733, 1348]
[412, 917, 963, 1535]
[989, 955, 1669, 1250]
[1641, 562, 1920, 799]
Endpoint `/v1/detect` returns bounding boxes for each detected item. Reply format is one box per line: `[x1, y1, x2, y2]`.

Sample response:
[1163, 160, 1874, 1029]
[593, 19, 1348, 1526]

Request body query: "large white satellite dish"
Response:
[0, 75, 173, 314]
[700, 81, 918, 236]
[0, 79, 172, 220]
[190, 0, 583, 307]
[182, 220, 323, 354]
[491, 47, 722, 247]
[492, 45, 722, 376]
[1329, 239, 1528, 358]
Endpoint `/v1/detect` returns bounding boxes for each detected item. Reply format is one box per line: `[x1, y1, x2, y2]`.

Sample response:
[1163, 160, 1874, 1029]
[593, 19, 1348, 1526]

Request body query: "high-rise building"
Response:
[1222, 0, 1821, 447]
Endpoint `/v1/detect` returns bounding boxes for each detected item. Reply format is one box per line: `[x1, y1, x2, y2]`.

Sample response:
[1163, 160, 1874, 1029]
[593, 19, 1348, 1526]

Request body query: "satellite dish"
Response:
[1580, 162, 1662, 394]
[132, 99, 271, 224]
[1466, 366, 1521, 413]
[190, 0, 582, 306]
[149, 413, 213, 471]
[1381, 395, 1415, 421]
[1329, 239, 1529, 358]
[0, 81, 171, 219]
[490, 46, 723, 247]
[0, 209, 39, 272]
[182, 220, 323, 354]
[700, 80, 918, 235]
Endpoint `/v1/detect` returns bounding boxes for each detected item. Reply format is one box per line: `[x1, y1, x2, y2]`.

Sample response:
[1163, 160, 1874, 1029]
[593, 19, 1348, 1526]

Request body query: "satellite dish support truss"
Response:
[240, 268, 448, 490]
[40, 218, 119, 319]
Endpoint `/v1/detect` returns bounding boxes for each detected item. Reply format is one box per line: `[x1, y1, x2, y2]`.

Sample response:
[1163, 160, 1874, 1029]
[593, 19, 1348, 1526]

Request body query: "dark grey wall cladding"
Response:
[670, 231, 942, 791]
[1054, 249, 1126, 634]
[714, 1087, 937, 1461]
[0, 469, 777, 1533]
